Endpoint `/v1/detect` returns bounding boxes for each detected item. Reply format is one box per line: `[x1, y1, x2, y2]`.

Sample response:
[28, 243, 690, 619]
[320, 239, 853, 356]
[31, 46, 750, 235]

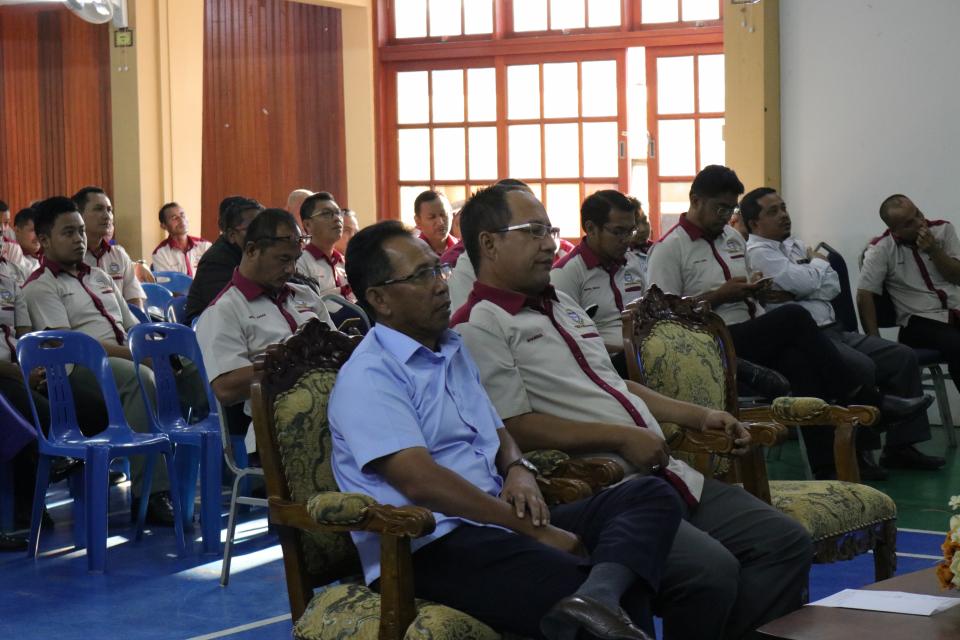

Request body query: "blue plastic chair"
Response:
[128, 323, 223, 555]
[152, 271, 193, 296]
[0, 392, 39, 531]
[165, 296, 189, 324]
[320, 293, 371, 335]
[128, 303, 150, 324]
[142, 283, 173, 321]
[16, 330, 186, 571]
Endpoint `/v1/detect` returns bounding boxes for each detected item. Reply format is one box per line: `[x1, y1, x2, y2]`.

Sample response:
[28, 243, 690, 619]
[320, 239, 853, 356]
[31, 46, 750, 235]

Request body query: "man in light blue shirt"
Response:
[329, 221, 683, 640]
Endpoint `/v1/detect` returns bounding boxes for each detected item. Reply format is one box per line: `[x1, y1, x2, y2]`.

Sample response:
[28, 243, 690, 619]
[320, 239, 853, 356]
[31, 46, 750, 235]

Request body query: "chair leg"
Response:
[873, 520, 898, 582]
[69, 470, 86, 549]
[28, 456, 52, 558]
[135, 454, 158, 541]
[930, 366, 957, 448]
[175, 445, 200, 524]
[0, 462, 14, 532]
[162, 449, 187, 557]
[220, 471, 244, 586]
[200, 433, 223, 555]
[85, 446, 110, 573]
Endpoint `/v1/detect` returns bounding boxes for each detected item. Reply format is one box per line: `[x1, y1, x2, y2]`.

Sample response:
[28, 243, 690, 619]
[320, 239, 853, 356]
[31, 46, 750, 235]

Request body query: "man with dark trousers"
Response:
[331, 220, 684, 640]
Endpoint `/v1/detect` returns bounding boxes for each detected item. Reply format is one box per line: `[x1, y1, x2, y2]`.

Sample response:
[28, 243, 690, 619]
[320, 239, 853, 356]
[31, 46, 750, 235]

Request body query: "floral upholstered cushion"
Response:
[637, 320, 727, 412]
[294, 583, 501, 640]
[769, 480, 896, 542]
[273, 369, 362, 579]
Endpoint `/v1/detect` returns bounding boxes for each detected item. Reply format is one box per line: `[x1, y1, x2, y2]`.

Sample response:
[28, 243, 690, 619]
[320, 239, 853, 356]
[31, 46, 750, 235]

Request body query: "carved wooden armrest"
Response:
[740, 397, 879, 428]
[268, 496, 436, 538]
[669, 427, 736, 456]
[552, 457, 625, 491]
[537, 476, 593, 506]
[745, 421, 788, 447]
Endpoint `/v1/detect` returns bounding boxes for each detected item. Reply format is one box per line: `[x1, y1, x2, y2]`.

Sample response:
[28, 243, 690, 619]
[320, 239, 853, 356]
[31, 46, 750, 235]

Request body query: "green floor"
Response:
[766, 424, 959, 531]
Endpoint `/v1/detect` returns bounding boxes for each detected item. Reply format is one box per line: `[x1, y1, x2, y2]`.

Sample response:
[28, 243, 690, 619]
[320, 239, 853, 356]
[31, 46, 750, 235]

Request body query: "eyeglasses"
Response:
[376, 263, 453, 287]
[602, 225, 638, 240]
[250, 234, 311, 247]
[304, 208, 344, 221]
[495, 222, 561, 240]
[715, 205, 740, 220]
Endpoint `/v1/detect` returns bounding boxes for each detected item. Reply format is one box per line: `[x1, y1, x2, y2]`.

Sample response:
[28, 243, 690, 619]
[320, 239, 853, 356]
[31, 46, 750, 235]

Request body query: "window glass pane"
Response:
[656, 56, 694, 114]
[437, 185, 467, 209]
[657, 119, 695, 176]
[508, 124, 542, 179]
[697, 54, 724, 113]
[398, 128, 431, 181]
[588, 0, 621, 27]
[544, 123, 580, 178]
[583, 121, 619, 177]
[526, 183, 544, 202]
[433, 127, 466, 180]
[543, 63, 579, 118]
[467, 67, 497, 121]
[550, 0, 585, 30]
[429, 0, 462, 36]
[699, 118, 724, 169]
[400, 185, 430, 224]
[545, 184, 582, 238]
[397, 71, 429, 124]
[584, 183, 620, 199]
[660, 181, 692, 226]
[581, 60, 617, 117]
[431, 69, 465, 123]
[681, 0, 719, 22]
[395, 0, 427, 38]
[468, 127, 498, 180]
[514, 0, 548, 32]
[642, 0, 678, 24]
[507, 65, 540, 120]
[463, 0, 493, 34]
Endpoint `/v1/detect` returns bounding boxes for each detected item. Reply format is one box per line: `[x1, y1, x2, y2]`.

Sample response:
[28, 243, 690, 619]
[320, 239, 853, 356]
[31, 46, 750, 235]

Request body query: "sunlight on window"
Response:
[682, 0, 719, 22]
[699, 118, 725, 169]
[397, 71, 429, 124]
[400, 185, 430, 223]
[583, 121, 619, 177]
[543, 63, 579, 119]
[514, 0, 548, 32]
[509, 124, 542, 178]
[507, 65, 541, 120]
[433, 127, 467, 180]
[464, 0, 494, 34]
[429, 0, 462, 36]
[658, 119, 696, 176]
[437, 184, 467, 207]
[467, 68, 497, 121]
[551, 0, 586, 30]
[660, 181, 692, 215]
[697, 54, 725, 113]
[588, 0, 621, 27]
[431, 69, 465, 123]
[641, 0, 678, 24]
[395, 0, 427, 38]
[546, 183, 583, 237]
[398, 128, 432, 181]
[468, 127, 498, 180]
[656, 56, 694, 115]
[582, 60, 618, 117]
[545, 123, 580, 178]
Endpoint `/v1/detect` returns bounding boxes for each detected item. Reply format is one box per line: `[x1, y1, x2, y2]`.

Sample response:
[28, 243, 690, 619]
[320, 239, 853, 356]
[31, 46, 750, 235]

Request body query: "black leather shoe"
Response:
[131, 492, 177, 527]
[737, 359, 791, 400]
[879, 394, 934, 423]
[880, 445, 946, 470]
[541, 595, 652, 640]
[0, 532, 27, 552]
[857, 450, 888, 481]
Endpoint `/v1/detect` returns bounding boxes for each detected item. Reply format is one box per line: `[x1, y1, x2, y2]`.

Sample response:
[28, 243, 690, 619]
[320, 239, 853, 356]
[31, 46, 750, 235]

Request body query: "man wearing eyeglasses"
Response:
[296, 191, 354, 300]
[151, 202, 212, 275]
[551, 190, 646, 359]
[196, 208, 335, 427]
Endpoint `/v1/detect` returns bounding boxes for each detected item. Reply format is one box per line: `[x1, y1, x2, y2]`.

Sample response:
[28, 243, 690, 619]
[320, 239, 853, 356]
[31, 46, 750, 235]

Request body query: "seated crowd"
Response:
[1, 173, 957, 639]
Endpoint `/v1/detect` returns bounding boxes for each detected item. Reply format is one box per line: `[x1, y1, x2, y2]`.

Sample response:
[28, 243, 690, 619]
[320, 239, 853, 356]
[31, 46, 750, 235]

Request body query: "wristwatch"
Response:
[505, 457, 539, 477]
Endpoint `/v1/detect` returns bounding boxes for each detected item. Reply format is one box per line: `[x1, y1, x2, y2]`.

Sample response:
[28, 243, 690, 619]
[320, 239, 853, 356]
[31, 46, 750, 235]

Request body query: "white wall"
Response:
[780, 0, 960, 419]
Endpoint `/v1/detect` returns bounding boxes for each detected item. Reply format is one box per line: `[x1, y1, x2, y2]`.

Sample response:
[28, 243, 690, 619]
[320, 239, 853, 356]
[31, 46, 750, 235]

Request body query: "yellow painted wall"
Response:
[723, 0, 780, 192]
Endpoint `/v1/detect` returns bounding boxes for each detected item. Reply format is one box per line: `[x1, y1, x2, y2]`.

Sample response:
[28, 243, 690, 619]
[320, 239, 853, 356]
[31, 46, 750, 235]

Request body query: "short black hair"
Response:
[0, 200, 8, 212]
[414, 190, 442, 215]
[33, 196, 80, 237]
[217, 196, 246, 232]
[494, 178, 532, 191]
[71, 186, 107, 212]
[243, 208, 299, 248]
[460, 185, 524, 272]
[299, 191, 335, 222]
[690, 165, 744, 200]
[345, 220, 412, 321]
[222, 197, 263, 233]
[14, 207, 36, 228]
[879, 193, 909, 223]
[158, 202, 180, 226]
[581, 189, 637, 231]
[739, 187, 778, 233]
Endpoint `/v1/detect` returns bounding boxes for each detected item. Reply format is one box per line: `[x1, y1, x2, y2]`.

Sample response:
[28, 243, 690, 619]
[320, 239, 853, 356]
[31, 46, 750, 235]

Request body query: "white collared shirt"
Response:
[746, 235, 840, 326]
[447, 251, 477, 314]
[646, 215, 758, 326]
[0, 259, 27, 362]
[83, 240, 146, 302]
[295, 244, 354, 300]
[859, 220, 960, 326]
[151, 236, 212, 275]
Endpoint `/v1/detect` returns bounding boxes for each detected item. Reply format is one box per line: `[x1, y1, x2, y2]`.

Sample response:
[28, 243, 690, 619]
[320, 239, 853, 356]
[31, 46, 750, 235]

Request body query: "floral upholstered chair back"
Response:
[623, 286, 738, 476]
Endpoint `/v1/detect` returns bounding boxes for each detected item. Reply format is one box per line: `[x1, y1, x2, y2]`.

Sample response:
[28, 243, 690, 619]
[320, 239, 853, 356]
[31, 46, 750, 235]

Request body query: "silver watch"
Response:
[506, 457, 539, 476]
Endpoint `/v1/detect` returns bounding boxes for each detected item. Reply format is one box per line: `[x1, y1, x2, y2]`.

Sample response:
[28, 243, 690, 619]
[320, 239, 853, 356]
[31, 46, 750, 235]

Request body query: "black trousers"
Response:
[0, 376, 50, 514]
[408, 476, 682, 639]
[900, 315, 960, 395]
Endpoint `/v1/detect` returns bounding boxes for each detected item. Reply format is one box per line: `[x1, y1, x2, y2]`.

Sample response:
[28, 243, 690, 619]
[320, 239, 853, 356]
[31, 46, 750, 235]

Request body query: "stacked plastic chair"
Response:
[152, 271, 193, 296]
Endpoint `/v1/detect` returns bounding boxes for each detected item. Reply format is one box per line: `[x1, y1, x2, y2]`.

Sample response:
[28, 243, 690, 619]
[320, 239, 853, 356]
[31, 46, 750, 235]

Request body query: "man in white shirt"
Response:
[295, 191, 353, 300]
[452, 184, 811, 640]
[743, 188, 940, 474]
[151, 202, 212, 275]
[858, 194, 960, 403]
[0, 200, 15, 244]
[414, 190, 458, 256]
[12, 207, 41, 278]
[333, 208, 359, 256]
[196, 208, 335, 423]
[72, 186, 146, 309]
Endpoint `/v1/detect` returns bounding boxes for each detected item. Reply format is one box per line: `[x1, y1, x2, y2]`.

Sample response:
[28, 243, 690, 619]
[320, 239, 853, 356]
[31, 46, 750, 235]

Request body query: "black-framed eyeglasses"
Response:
[715, 205, 740, 220]
[602, 225, 638, 240]
[250, 234, 311, 247]
[375, 263, 452, 287]
[495, 222, 561, 240]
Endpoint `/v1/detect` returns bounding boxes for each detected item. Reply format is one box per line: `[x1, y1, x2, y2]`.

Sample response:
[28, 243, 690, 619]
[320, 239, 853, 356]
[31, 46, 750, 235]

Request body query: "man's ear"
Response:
[478, 230, 498, 262]
[366, 286, 391, 320]
[583, 220, 598, 237]
[242, 241, 258, 259]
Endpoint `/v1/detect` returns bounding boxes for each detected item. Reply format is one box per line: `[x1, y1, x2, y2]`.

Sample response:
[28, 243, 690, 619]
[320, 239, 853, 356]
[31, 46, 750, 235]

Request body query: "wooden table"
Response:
[758, 567, 960, 639]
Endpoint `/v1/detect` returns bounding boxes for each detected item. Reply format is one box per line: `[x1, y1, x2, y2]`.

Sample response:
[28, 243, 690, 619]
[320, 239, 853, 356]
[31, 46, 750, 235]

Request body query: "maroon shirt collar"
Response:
[88, 239, 112, 260]
[230, 268, 293, 302]
[468, 281, 559, 316]
[41, 255, 91, 278]
[164, 235, 199, 251]
[304, 243, 343, 265]
[678, 213, 707, 241]
[573, 237, 626, 269]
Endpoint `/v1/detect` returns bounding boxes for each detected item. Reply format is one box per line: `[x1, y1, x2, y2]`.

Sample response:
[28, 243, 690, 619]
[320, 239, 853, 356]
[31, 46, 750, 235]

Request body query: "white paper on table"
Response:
[806, 589, 960, 616]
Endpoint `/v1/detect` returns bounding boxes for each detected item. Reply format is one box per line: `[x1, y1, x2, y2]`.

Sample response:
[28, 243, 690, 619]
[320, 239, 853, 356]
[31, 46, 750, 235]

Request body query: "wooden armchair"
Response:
[622, 286, 897, 581]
